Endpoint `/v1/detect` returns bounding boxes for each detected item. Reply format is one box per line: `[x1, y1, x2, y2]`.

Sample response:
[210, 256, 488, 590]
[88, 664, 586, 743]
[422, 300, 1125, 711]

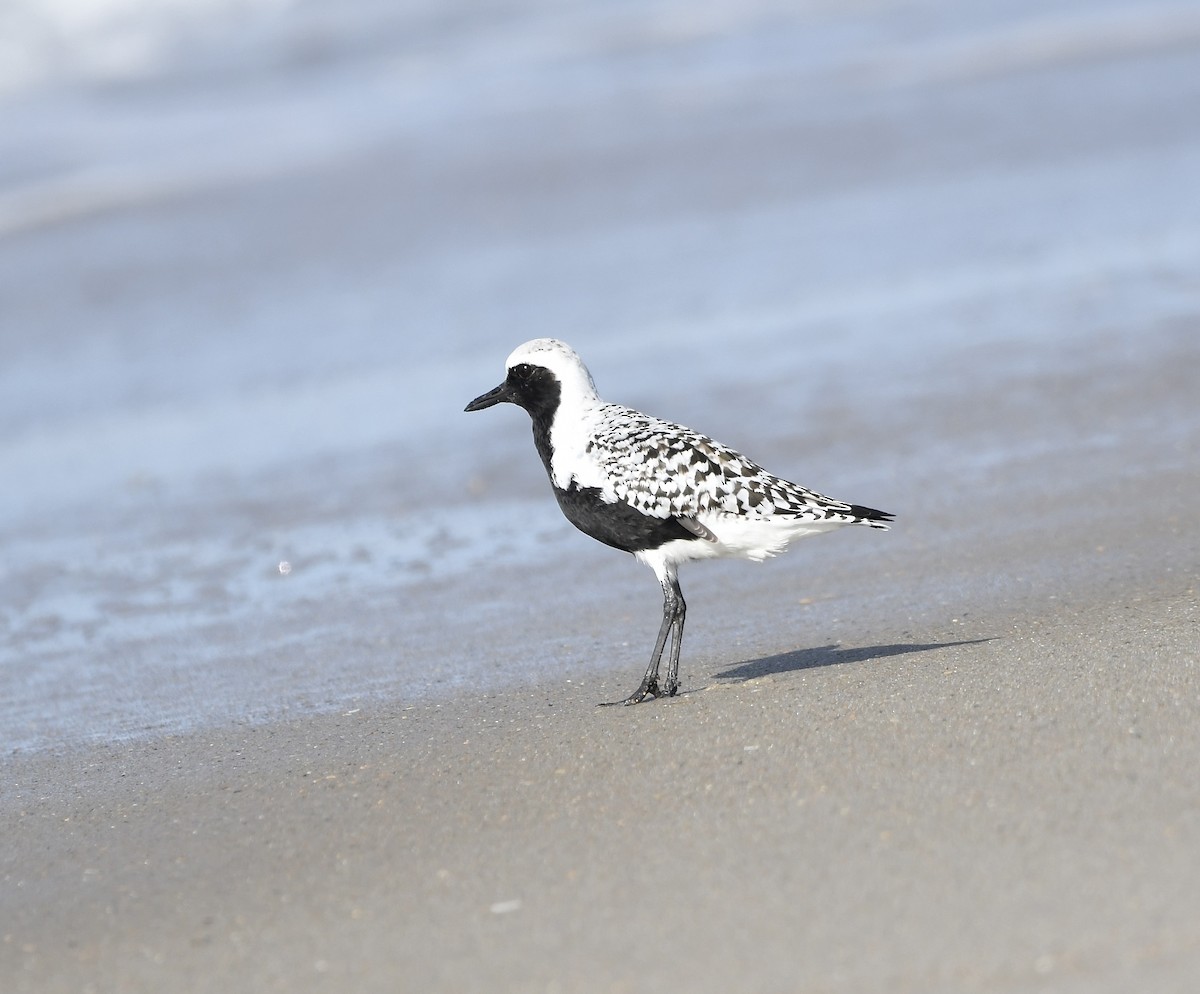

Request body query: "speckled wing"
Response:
[586, 404, 861, 524]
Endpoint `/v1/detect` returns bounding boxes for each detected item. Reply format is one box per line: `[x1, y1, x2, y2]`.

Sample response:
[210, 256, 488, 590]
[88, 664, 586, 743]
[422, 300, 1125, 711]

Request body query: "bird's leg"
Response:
[661, 577, 686, 698]
[602, 574, 678, 706]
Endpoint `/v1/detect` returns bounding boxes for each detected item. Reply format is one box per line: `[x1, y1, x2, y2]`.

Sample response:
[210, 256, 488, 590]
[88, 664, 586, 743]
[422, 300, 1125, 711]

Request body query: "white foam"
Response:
[0, 0, 293, 95]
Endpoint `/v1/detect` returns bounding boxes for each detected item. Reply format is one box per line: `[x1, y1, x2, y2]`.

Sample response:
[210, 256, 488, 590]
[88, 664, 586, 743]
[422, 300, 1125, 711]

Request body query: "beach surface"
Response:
[4, 485, 1199, 993]
[3, 1, 1199, 991]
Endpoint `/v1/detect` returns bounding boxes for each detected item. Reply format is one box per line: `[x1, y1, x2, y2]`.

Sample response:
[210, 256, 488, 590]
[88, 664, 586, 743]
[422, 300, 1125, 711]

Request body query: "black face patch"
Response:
[505, 363, 562, 421]
[501, 364, 565, 478]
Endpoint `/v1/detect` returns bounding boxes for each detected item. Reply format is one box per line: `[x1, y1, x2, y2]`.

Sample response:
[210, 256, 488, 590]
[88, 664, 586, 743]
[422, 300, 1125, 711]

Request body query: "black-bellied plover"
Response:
[465, 339, 893, 705]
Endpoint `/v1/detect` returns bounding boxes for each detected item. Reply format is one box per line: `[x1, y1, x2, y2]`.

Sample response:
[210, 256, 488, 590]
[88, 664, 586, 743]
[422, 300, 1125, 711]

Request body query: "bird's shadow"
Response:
[712, 638, 995, 683]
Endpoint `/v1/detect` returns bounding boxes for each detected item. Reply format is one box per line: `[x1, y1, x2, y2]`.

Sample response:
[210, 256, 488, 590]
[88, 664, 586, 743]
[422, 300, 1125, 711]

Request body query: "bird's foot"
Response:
[600, 678, 659, 706]
[599, 677, 677, 707]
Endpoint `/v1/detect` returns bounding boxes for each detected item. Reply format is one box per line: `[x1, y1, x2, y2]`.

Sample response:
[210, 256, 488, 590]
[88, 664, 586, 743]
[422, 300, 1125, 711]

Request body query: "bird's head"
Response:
[464, 339, 599, 420]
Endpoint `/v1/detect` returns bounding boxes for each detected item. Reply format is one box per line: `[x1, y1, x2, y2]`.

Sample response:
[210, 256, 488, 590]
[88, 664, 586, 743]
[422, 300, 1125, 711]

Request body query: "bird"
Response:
[464, 338, 893, 705]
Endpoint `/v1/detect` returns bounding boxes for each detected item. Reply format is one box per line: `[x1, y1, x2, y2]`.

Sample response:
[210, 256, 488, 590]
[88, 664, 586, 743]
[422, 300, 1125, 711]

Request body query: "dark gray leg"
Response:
[603, 571, 684, 706]
[661, 576, 686, 697]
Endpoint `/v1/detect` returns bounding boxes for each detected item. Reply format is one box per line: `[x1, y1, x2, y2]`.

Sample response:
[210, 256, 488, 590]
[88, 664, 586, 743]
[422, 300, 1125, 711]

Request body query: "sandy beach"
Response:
[3, 1, 1199, 991]
[4, 553, 1198, 993]
[5, 319, 1198, 992]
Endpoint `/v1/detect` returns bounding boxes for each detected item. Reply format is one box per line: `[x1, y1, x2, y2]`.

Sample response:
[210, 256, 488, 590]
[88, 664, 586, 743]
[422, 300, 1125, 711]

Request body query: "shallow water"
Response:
[2, 0, 1199, 753]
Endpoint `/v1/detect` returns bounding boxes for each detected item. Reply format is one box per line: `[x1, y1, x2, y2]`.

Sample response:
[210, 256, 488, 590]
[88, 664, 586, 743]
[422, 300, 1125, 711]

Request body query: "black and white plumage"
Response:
[465, 338, 893, 705]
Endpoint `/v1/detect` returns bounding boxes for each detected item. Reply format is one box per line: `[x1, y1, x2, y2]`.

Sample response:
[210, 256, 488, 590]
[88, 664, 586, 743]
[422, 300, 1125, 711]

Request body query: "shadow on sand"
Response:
[712, 638, 994, 683]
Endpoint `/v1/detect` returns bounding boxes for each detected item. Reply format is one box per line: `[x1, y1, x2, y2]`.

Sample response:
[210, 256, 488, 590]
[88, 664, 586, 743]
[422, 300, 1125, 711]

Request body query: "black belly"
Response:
[552, 483, 695, 554]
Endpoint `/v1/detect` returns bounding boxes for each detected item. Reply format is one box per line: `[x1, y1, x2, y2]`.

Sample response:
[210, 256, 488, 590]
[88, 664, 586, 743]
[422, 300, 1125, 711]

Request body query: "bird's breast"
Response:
[551, 483, 696, 554]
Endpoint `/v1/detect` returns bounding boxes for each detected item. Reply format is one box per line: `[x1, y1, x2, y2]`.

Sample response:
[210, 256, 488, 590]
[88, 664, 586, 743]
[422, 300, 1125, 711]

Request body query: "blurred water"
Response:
[2, 0, 1198, 752]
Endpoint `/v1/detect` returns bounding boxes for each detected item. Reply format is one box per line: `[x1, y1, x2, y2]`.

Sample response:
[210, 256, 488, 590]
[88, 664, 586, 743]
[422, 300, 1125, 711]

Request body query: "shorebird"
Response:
[465, 339, 893, 705]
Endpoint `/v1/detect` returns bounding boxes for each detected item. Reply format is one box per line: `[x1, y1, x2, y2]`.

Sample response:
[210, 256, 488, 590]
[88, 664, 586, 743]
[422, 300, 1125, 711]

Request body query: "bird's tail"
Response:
[847, 504, 894, 530]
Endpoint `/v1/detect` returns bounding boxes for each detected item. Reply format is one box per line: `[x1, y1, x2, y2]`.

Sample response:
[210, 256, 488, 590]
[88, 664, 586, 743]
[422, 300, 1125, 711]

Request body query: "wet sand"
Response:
[4, 582, 1198, 993]
[5, 325, 1199, 992]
